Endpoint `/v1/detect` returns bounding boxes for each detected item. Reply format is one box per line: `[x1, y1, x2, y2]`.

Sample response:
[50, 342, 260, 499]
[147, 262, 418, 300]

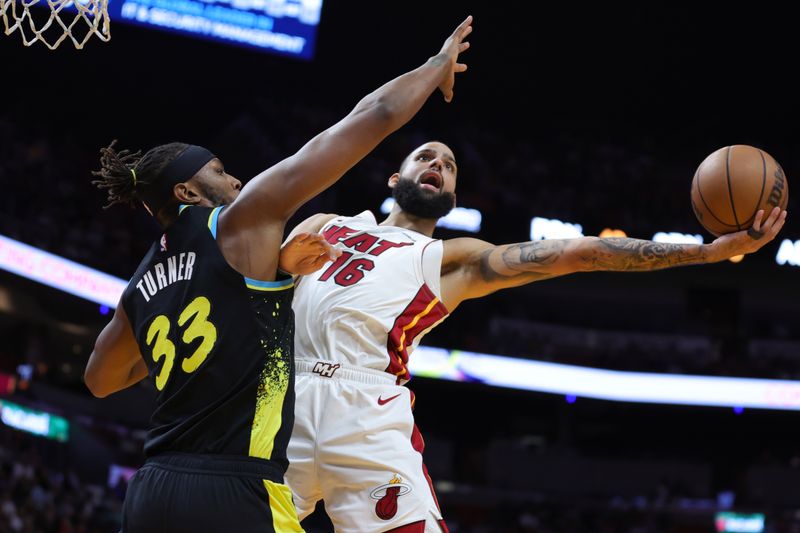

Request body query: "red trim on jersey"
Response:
[410, 422, 449, 533]
[386, 284, 449, 382]
[384, 520, 425, 533]
[411, 425, 433, 504]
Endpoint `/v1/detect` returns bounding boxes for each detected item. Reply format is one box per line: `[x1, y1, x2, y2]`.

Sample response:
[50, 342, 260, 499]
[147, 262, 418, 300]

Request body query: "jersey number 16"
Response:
[317, 251, 375, 286]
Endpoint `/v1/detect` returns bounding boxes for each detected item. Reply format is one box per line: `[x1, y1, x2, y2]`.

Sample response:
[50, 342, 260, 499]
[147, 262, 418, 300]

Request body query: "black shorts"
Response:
[122, 453, 303, 533]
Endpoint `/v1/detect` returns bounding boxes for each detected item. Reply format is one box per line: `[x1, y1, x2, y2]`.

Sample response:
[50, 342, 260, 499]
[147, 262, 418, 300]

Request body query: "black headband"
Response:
[139, 145, 216, 214]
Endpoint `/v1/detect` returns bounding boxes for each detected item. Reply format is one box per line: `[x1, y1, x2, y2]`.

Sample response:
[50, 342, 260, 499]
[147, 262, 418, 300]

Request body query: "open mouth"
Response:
[419, 171, 442, 192]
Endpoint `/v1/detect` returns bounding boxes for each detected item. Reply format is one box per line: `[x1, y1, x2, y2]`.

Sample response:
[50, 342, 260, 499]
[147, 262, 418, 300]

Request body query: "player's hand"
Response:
[279, 233, 341, 276]
[709, 207, 787, 260]
[435, 15, 472, 103]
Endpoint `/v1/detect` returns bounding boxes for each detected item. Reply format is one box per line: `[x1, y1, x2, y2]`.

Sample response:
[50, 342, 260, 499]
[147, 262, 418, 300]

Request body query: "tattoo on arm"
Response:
[479, 240, 566, 282]
[478, 237, 708, 285]
[582, 238, 706, 271]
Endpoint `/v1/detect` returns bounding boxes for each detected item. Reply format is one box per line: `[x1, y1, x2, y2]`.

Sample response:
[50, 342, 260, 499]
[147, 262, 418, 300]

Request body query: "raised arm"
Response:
[217, 17, 472, 279]
[441, 207, 786, 309]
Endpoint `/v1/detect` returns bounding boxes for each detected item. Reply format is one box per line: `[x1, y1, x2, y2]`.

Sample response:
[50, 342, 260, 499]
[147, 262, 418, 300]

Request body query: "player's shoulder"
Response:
[177, 204, 204, 214]
[308, 212, 339, 222]
[290, 212, 340, 235]
[442, 237, 495, 265]
[327, 210, 377, 226]
[173, 204, 226, 235]
[176, 203, 217, 221]
[442, 236, 494, 250]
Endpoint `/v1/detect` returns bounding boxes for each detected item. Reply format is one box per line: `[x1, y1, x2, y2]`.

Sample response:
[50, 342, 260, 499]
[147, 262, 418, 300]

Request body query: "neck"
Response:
[380, 206, 437, 236]
[155, 204, 179, 228]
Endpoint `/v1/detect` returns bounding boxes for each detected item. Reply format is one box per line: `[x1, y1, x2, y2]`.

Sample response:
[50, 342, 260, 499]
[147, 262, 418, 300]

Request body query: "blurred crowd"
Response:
[1, 100, 799, 384]
[0, 438, 122, 533]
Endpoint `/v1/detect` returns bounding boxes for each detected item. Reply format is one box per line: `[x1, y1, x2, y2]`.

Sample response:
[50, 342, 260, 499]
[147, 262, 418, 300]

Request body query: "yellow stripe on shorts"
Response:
[263, 480, 304, 532]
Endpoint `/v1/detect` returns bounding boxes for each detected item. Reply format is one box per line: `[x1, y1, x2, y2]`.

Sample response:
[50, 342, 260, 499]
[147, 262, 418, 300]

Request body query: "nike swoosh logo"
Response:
[377, 393, 402, 406]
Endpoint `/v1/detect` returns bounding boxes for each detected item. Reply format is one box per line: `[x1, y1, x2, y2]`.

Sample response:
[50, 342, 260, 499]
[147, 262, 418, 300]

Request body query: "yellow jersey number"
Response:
[145, 296, 218, 390]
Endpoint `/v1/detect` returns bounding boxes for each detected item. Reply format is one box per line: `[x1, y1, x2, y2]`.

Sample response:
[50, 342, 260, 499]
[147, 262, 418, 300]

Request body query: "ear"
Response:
[387, 173, 400, 189]
[173, 182, 203, 205]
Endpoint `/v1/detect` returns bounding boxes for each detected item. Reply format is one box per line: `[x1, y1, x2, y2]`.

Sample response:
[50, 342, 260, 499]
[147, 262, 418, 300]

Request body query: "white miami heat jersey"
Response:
[292, 211, 449, 382]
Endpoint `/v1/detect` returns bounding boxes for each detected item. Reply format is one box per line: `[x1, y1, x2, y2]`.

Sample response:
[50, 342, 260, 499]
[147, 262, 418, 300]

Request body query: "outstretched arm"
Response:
[441, 207, 786, 309]
[217, 17, 473, 280]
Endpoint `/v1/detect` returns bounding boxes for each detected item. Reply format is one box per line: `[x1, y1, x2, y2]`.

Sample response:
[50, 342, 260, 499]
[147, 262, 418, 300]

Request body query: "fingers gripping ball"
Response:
[691, 145, 788, 236]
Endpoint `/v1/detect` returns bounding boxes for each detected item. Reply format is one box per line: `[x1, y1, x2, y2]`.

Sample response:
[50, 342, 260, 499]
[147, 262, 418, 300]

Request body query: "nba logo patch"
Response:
[160, 234, 168, 251]
[370, 474, 412, 520]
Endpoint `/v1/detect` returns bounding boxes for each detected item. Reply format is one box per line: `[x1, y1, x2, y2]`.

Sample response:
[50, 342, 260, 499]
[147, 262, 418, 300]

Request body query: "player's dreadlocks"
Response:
[91, 140, 189, 211]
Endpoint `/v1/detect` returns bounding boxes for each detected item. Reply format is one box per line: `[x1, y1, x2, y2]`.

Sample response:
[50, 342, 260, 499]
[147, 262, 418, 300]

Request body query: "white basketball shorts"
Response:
[286, 359, 447, 533]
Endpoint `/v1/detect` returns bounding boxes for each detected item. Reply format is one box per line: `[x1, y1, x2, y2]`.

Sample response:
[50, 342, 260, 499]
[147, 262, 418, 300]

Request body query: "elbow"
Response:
[84, 359, 111, 398]
[578, 236, 618, 273]
[84, 373, 110, 398]
[85, 382, 109, 399]
[570, 236, 601, 273]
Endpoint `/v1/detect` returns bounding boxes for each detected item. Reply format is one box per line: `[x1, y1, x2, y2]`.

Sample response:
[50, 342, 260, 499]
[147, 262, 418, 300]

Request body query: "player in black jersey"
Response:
[84, 17, 473, 533]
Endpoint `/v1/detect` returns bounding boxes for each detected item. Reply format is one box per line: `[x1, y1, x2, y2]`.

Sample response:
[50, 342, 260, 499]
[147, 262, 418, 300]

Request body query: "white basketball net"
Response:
[0, 0, 110, 49]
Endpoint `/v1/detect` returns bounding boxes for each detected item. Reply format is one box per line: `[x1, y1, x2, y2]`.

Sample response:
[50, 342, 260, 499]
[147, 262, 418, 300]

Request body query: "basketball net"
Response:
[0, 0, 110, 49]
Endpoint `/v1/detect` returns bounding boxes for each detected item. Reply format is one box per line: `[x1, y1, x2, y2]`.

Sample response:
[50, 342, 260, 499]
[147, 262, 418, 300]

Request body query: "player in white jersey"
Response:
[286, 141, 787, 532]
[294, 213, 446, 379]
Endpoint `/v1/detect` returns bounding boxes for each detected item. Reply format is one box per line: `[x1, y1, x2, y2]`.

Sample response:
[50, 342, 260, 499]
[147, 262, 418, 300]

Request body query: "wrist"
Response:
[277, 256, 291, 274]
[702, 242, 722, 263]
[276, 266, 295, 278]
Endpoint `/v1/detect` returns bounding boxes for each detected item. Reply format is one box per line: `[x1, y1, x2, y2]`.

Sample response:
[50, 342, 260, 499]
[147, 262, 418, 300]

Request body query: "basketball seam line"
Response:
[778, 164, 788, 209]
[725, 145, 742, 230]
[751, 149, 768, 225]
[695, 167, 740, 228]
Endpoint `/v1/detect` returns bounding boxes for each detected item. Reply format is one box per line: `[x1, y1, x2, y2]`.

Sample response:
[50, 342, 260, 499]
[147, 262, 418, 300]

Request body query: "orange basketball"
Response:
[690, 145, 788, 236]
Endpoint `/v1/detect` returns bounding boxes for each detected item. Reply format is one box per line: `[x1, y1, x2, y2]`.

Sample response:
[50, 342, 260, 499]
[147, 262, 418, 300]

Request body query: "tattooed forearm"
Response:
[583, 237, 707, 271]
[479, 240, 567, 282]
[478, 236, 710, 285]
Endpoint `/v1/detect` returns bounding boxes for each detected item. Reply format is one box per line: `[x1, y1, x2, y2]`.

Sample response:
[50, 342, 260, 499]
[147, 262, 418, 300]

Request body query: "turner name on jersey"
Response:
[135, 252, 197, 303]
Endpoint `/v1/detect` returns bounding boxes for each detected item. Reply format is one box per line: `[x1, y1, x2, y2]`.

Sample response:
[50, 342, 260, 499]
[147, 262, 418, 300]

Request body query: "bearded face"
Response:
[391, 177, 456, 219]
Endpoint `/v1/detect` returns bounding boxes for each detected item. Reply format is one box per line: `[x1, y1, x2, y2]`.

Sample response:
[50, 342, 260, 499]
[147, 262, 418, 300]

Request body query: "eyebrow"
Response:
[416, 149, 457, 167]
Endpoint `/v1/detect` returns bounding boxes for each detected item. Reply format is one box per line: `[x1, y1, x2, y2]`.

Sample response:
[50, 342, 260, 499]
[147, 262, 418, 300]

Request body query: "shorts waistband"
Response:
[144, 453, 284, 482]
[296, 358, 397, 385]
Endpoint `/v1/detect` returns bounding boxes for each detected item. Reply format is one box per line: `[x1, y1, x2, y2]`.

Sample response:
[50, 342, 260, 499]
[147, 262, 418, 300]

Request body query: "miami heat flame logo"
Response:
[370, 474, 412, 520]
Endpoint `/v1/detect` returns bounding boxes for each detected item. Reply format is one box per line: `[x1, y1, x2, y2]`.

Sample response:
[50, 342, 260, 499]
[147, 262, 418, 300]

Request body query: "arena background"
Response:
[1, 2, 799, 532]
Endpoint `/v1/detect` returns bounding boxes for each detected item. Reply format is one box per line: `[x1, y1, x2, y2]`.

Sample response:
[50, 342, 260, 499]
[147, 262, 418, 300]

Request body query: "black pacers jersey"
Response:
[121, 205, 295, 472]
